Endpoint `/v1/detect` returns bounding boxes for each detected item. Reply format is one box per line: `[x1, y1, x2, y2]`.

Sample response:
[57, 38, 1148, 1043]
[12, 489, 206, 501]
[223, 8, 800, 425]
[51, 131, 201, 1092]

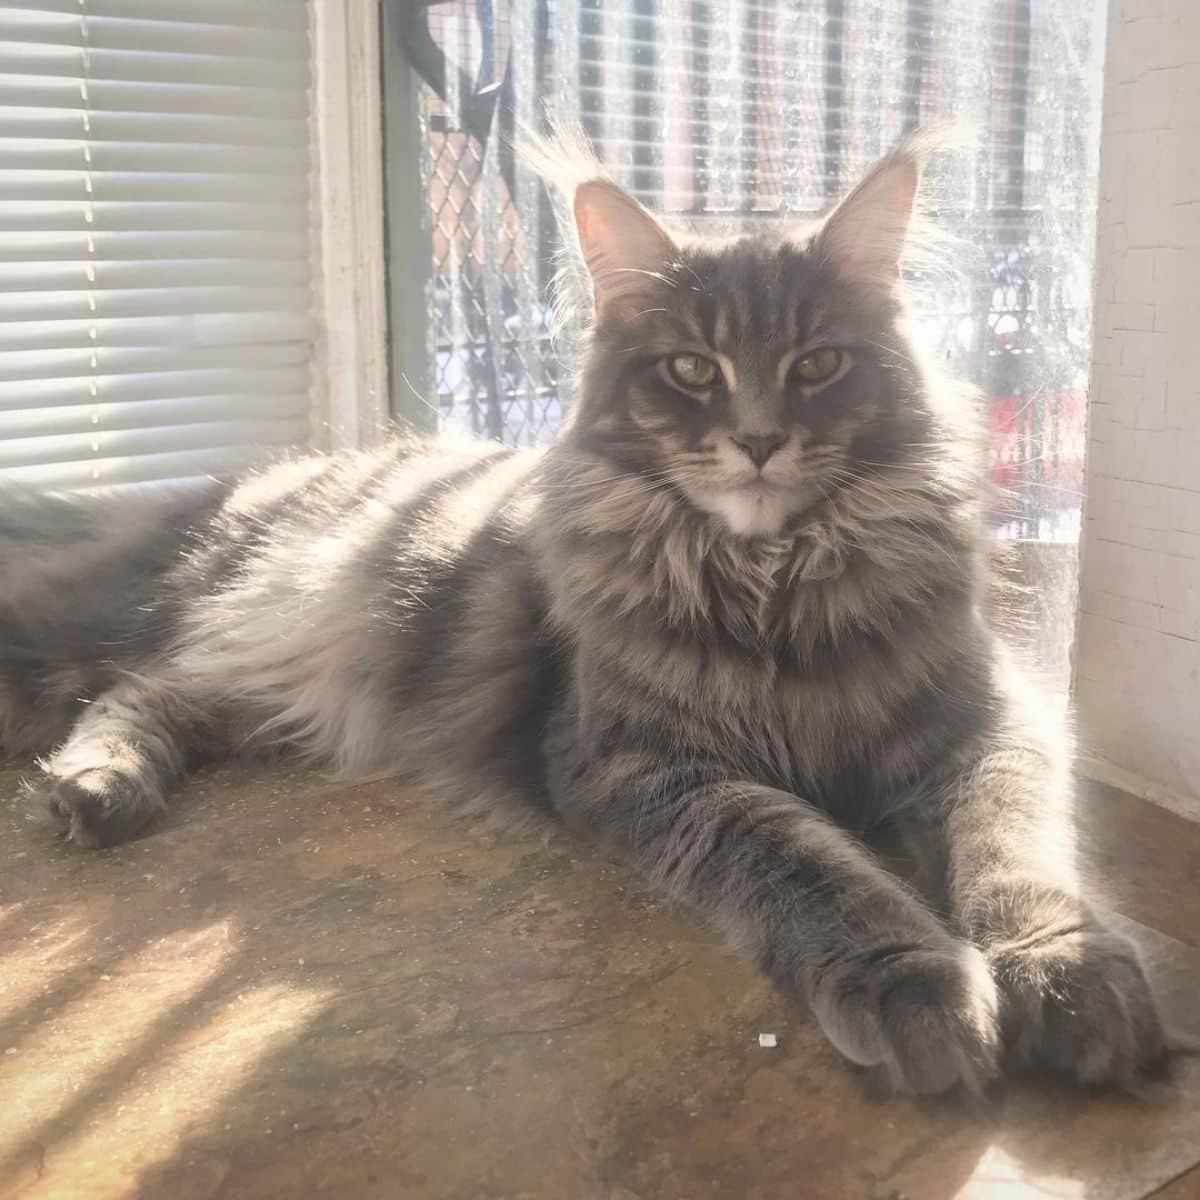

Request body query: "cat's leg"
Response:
[566, 770, 1000, 1096]
[28, 671, 208, 848]
[939, 743, 1170, 1086]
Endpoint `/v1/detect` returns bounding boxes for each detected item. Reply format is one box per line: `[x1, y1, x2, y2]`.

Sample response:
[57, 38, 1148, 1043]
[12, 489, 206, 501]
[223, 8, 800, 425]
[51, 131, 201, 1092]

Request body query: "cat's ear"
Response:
[574, 180, 679, 319]
[813, 137, 928, 292]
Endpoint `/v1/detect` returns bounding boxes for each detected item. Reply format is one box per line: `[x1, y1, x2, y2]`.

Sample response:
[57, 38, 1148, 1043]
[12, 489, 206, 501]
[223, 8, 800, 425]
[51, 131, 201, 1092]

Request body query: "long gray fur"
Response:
[0, 136, 1172, 1096]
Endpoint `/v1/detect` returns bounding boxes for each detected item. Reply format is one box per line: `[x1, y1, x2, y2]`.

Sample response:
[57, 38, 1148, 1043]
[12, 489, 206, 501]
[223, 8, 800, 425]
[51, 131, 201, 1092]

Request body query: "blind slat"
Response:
[0, 78, 310, 119]
[0, 340, 309, 383]
[0, 230, 308, 260]
[0, 13, 309, 60]
[0, 138, 307, 173]
[0, 364, 309, 409]
[0, 168, 308, 202]
[0, 43, 309, 87]
[0, 286, 311, 322]
[1, 391, 310, 439]
[0, 418, 307, 471]
[0, 311, 311, 352]
[0, 200, 307, 232]
[0, 257, 309, 289]
[11, 1, 307, 33]
[0, 110, 309, 146]
[0, 443, 281, 489]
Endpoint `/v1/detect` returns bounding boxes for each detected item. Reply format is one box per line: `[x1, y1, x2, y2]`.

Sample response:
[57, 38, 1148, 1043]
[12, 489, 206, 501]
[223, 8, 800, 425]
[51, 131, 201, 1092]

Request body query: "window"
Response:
[394, 0, 1105, 690]
[0, 0, 315, 489]
[399, 0, 1104, 550]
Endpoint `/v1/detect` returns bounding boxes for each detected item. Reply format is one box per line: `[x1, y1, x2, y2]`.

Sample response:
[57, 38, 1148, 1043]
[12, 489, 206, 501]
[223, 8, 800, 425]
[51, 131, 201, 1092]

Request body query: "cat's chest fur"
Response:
[570, 525, 975, 801]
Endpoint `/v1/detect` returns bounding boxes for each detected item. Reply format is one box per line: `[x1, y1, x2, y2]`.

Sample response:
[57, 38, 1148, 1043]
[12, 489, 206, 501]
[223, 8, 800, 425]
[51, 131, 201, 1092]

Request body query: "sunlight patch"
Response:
[0, 922, 235, 1168]
[5, 978, 329, 1200]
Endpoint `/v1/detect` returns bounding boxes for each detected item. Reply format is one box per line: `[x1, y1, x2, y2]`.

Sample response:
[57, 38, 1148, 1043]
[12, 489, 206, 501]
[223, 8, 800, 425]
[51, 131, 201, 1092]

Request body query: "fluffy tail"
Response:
[0, 482, 228, 756]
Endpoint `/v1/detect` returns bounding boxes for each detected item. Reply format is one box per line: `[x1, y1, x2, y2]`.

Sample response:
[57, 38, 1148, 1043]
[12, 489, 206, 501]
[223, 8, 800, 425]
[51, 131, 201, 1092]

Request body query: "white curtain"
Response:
[0, 0, 314, 489]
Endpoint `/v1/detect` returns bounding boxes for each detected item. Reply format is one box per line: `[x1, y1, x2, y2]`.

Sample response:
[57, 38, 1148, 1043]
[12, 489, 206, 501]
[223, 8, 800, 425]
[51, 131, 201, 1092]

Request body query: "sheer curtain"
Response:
[417, 0, 1103, 517]
[0, 1, 315, 489]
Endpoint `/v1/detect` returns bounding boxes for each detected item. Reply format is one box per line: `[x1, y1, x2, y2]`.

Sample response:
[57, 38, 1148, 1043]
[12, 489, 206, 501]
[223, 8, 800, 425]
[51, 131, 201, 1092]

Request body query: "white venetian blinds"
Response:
[0, 0, 315, 489]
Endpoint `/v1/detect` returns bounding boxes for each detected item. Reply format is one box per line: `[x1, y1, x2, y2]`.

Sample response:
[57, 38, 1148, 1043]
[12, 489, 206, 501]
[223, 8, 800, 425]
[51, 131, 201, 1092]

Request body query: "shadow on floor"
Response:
[1, 760, 1198, 1200]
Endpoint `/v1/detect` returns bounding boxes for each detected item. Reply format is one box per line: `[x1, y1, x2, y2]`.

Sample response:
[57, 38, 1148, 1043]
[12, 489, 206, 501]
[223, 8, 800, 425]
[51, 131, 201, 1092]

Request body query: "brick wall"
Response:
[1075, 0, 1200, 810]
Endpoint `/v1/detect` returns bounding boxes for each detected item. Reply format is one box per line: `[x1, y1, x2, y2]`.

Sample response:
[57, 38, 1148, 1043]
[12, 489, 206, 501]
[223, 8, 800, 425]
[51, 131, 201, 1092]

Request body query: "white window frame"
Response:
[310, 0, 390, 451]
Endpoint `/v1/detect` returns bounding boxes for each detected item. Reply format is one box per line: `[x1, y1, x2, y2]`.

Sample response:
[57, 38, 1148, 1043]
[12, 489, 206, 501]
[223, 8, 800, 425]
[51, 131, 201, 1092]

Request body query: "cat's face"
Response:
[570, 147, 934, 538]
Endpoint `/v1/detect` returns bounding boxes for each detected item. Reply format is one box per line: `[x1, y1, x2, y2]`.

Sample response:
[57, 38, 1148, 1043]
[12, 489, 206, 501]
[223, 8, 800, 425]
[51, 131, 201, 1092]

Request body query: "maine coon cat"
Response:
[0, 135, 1173, 1097]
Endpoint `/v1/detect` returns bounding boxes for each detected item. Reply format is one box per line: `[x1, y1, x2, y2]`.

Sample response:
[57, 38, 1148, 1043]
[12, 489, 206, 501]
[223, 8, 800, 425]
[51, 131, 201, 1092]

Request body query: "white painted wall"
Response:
[1075, 0, 1200, 814]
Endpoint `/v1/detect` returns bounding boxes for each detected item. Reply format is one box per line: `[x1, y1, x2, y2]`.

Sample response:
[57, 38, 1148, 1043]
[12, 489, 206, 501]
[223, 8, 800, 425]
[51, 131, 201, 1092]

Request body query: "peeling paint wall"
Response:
[1076, 0, 1200, 807]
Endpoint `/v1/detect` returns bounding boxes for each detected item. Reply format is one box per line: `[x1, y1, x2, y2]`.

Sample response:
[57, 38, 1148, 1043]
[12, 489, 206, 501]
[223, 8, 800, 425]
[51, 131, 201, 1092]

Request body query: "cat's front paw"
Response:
[27, 769, 165, 849]
[989, 920, 1169, 1088]
[810, 942, 1000, 1097]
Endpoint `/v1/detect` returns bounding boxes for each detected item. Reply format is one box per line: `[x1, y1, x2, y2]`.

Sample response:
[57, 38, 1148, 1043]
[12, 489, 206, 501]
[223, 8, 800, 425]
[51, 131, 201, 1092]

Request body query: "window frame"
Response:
[309, 0, 392, 451]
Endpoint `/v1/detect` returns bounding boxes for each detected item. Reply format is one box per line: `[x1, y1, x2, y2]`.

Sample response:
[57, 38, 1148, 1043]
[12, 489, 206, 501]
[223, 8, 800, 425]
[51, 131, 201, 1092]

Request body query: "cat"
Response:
[0, 134, 1174, 1097]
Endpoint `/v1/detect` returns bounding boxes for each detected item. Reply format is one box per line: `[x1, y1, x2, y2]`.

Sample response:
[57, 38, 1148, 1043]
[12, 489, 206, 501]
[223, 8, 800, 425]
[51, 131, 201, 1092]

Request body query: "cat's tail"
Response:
[0, 481, 229, 756]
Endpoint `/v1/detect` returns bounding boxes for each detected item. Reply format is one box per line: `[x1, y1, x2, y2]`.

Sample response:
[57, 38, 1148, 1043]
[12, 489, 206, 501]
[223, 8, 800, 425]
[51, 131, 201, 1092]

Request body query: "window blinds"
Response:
[0, 0, 314, 489]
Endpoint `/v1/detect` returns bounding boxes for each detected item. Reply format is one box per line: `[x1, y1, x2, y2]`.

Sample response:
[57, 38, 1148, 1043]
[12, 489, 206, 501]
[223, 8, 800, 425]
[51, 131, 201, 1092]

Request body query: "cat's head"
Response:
[563, 137, 951, 539]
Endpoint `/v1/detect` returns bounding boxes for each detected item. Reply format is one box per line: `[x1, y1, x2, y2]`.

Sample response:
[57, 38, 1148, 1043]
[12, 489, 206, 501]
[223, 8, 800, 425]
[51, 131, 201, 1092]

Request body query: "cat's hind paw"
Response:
[26, 769, 165, 849]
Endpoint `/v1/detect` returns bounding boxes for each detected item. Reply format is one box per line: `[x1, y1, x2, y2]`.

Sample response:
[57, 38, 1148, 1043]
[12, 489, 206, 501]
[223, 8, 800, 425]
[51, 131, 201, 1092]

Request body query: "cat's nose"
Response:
[731, 431, 788, 468]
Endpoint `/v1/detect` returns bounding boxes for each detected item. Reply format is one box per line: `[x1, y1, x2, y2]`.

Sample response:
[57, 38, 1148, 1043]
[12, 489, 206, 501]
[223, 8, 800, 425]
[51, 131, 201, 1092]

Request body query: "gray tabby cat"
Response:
[1, 137, 1173, 1097]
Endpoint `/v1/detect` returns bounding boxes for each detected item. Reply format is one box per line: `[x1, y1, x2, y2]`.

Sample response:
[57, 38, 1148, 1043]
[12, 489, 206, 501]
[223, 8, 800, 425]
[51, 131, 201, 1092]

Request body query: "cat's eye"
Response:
[790, 347, 844, 386]
[666, 353, 719, 390]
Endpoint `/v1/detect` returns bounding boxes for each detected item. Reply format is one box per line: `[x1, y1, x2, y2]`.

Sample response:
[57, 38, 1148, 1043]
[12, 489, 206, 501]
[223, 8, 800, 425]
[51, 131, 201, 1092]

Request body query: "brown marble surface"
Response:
[1, 761, 1198, 1200]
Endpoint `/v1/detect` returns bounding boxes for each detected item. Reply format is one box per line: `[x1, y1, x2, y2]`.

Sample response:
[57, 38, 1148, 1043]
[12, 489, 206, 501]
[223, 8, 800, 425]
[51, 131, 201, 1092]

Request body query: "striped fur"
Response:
[1, 140, 1171, 1096]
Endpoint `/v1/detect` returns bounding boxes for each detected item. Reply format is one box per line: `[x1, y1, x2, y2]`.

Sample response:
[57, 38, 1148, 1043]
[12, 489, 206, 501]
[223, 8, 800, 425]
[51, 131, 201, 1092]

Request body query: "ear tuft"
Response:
[519, 112, 680, 322]
[814, 129, 944, 292]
